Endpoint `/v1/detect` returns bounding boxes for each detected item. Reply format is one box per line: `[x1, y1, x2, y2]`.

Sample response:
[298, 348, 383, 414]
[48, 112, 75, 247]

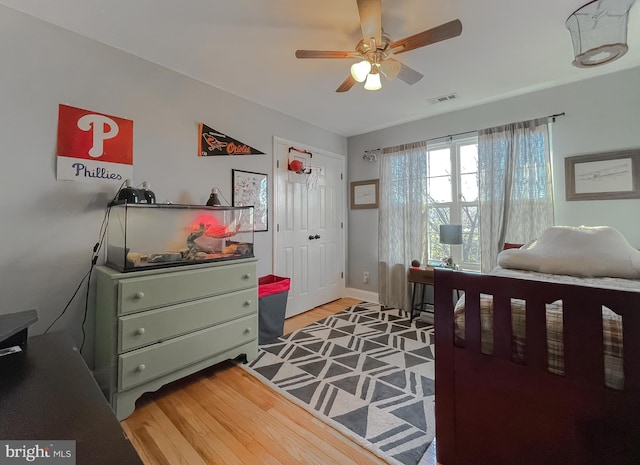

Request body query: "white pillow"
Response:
[497, 226, 640, 278]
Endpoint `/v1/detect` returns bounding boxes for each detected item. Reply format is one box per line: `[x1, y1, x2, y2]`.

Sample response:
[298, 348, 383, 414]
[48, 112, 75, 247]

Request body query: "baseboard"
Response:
[344, 287, 379, 304]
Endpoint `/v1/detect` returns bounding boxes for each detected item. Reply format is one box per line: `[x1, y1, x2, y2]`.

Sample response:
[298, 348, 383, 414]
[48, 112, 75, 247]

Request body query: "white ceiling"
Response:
[3, 0, 639, 137]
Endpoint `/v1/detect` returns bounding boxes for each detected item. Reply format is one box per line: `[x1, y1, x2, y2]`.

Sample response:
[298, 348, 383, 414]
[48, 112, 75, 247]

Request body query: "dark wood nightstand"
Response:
[0, 332, 144, 465]
[408, 266, 435, 322]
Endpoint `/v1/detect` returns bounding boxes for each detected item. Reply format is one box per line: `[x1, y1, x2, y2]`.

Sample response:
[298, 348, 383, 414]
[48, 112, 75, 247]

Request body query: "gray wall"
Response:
[347, 66, 640, 292]
[4, 3, 639, 361]
[0, 6, 346, 363]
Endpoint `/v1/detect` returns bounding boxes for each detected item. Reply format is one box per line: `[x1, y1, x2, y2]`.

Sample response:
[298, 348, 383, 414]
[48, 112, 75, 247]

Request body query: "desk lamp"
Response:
[439, 224, 462, 269]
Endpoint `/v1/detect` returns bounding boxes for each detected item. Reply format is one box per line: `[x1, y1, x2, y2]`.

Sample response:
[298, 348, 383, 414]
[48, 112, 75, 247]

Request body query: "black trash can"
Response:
[258, 275, 291, 344]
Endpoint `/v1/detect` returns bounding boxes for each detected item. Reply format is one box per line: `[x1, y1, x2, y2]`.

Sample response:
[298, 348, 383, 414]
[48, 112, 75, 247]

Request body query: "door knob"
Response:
[309, 235, 315, 240]
[314, 234, 320, 239]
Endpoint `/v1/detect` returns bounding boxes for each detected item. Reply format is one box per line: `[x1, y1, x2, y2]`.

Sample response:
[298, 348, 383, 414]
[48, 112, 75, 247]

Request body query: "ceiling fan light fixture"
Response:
[565, 0, 636, 68]
[351, 60, 372, 82]
[364, 68, 382, 90]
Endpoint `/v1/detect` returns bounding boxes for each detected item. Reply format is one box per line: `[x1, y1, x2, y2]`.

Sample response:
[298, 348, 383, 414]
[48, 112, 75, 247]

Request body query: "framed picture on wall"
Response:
[565, 149, 640, 201]
[350, 179, 379, 209]
[232, 169, 268, 231]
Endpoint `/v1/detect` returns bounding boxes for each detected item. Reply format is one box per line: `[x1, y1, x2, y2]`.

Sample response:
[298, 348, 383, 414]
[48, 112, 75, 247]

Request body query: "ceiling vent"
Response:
[427, 93, 459, 105]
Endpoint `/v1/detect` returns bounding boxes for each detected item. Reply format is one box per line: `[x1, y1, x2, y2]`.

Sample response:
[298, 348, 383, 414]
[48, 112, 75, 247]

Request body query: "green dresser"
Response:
[93, 259, 258, 420]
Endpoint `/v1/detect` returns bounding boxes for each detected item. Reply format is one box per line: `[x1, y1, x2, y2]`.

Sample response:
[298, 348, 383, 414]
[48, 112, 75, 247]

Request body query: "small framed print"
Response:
[565, 149, 640, 201]
[350, 179, 379, 209]
[232, 169, 268, 231]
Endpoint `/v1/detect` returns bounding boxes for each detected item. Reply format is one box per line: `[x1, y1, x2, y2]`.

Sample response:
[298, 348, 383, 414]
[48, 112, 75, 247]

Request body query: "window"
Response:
[426, 136, 480, 270]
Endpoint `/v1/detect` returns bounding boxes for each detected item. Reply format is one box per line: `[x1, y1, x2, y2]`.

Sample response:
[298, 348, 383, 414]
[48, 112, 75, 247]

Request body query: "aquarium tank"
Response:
[106, 203, 255, 272]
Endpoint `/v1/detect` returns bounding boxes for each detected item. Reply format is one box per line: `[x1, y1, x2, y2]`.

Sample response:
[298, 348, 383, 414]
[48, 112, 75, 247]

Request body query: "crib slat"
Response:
[465, 290, 481, 353]
[434, 268, 460, 464]
[525, 298, 548, 370]
[563, 297, 604, 385]
[623, 310, 640, 393]
[493, 295, 511, 360]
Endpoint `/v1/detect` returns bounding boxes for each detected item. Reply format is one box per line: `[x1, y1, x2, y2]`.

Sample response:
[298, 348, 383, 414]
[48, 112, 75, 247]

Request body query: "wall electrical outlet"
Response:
[363, 271, 369, 283]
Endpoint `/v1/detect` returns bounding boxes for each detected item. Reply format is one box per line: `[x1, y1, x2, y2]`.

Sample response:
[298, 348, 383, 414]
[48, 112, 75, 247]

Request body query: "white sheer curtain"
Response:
[478, 117, 554, 272]
[378, 142, 428, 311]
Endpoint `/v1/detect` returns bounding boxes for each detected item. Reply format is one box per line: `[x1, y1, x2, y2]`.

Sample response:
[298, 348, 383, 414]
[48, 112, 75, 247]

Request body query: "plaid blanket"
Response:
[452, 269, 636, 389]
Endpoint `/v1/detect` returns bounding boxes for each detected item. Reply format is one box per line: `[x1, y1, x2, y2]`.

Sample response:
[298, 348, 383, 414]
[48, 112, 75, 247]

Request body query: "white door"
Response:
[273, 137, 345, 317]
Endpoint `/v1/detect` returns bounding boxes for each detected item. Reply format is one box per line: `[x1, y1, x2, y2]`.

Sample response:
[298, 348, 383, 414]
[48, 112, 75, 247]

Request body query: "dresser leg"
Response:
[114, 393, 138, 421]
[244, 344, 258, 363]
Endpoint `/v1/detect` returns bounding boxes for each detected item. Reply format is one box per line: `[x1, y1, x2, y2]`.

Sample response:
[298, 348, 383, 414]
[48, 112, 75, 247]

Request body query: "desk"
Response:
[0, 332, 143, 465]
[408, 266, 435, 322]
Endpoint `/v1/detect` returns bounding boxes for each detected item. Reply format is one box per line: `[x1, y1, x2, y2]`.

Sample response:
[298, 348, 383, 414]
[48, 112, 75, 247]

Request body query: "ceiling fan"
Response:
[295, 0, 462, 92]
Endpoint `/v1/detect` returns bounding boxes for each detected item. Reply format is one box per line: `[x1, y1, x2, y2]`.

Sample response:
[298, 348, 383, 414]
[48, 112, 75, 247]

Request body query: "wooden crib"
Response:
[434, 268, 640, 465]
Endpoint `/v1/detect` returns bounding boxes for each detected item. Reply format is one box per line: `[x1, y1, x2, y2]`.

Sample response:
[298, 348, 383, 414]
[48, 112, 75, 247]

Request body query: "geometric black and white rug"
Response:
[242, 302, 435, 465]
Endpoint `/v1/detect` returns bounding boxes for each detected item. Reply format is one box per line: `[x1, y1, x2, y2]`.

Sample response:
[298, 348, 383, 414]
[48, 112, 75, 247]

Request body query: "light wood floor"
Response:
[121, 297, 438, 465]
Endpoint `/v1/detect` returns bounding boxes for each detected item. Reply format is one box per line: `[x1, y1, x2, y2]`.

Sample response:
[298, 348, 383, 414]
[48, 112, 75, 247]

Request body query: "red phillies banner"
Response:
[57, 104, 134, 183]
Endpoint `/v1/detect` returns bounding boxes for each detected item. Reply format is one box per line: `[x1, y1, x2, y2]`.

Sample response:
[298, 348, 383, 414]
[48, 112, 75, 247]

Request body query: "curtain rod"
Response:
[367, 112, 566, 154]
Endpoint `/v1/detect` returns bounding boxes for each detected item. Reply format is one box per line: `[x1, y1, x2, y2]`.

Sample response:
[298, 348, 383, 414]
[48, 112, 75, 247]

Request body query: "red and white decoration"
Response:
[56, 104, 133, 183]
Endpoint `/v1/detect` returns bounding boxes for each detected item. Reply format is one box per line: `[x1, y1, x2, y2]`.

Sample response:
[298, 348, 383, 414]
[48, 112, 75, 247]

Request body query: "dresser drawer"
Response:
[118, 262, 256, 315]
[118, 288, 257, 353]
[119, 315, 256, 390]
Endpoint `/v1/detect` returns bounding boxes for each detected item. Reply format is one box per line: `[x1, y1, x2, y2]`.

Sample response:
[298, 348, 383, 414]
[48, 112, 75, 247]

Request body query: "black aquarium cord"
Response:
[45, 181, 125, 352]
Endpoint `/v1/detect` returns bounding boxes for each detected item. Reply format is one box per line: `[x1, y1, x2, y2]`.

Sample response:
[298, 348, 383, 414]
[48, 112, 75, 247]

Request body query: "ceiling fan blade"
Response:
[356, 0, 382, 44]
[390, 19, 462, 55]
[296, 50, 359, 59]
[336, 75, 357, 92]
[381, 58, 423, 85]
[396, 61, 424, 85]
[379, 59, 402, 80]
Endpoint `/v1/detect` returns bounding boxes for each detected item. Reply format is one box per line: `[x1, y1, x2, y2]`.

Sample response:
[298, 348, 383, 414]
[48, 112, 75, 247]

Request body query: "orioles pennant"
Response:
[198, 123, 265, 156]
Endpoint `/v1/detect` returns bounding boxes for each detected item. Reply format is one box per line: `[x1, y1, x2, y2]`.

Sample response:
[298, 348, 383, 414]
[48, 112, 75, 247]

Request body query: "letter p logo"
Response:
[77, 114, 120, 158]
[57, 104, 133, 166]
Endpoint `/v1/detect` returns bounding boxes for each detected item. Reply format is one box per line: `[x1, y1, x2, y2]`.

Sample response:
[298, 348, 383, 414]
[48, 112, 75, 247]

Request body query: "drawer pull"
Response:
[242, 273, 251, 280]
[244, 327, 252, 335]
[135, 328, 146, 336]
[136, 364, 146, 372]
[243, 300, 252, 307]
[134, 291, 145, 300]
